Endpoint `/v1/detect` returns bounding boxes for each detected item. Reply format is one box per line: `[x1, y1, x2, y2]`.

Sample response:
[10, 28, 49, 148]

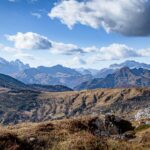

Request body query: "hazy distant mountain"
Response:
[76, 68, 99, 76]
[75, 67, 150, 90]
[110, 60, 150, 69]
[95, 60, 150, 78]
[14, 65, 93, 88]
[94, 68, 115, 78]
[0, 57, 30, 75]
[1, 57, 150, 89]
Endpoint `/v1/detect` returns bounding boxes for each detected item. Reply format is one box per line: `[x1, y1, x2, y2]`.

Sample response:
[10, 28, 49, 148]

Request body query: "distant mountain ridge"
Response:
[75, 67, 150, 90]
[13, 65, 93, 88]
[0, 57, 150, 89]
[95, 60, 150, 78]
[0, 57, 30, 75]
[0, 73, 72, 92]
[110, 60, 150, 69]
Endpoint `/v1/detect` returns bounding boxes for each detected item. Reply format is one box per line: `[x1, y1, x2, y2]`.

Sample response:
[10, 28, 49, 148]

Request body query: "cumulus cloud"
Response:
[138, 48, 150, 57]
[63, 56, 87, 67]
[49, 0, 150, 36]
[0, 43, 19, 53]
[95, 44, 139, 61]
[50, 41, 85, 55]
[4, 32, 150, 61]
[5, 32, 85, 55]
[6, 32, 52, 50]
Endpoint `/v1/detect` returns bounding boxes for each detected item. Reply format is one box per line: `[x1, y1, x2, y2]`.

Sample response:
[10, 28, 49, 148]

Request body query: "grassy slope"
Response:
[0, 87, 150, 124]
[0, 117, 150, 150]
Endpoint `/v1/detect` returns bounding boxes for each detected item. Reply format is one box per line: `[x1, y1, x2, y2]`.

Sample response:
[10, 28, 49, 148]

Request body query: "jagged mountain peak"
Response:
[0, 57, 30, 75]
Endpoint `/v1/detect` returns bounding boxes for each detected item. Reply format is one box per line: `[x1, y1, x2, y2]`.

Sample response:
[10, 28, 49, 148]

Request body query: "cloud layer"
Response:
[49, 0, 150, 36]
[6, 32, 85, 55]
[95, 44, 139, 61]
[4, 32, 150, 62]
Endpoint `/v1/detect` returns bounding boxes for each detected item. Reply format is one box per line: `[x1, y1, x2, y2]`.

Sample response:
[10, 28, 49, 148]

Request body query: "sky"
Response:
[0, 0, 150, 69]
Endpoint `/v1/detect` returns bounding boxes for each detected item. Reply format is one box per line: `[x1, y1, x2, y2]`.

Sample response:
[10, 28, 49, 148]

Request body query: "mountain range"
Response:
[13, 65, 93, 88]
[75, 67, 150, 90]
[1, 57, 150, 89]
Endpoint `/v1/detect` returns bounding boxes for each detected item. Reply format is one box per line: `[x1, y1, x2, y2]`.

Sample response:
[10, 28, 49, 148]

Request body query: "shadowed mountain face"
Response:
[0, 73, 27, 89]
[0, 73, 73, 92]
[75, 67, 150, 90]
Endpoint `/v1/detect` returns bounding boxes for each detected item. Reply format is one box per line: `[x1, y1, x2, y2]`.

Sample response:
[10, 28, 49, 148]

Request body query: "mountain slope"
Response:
[0, 73, 73, 92]
[14, 65, 93, 88]
[0, 73, 27, 89]
[95, 60, 150, 78]
[75, 67, 150, 90]
[0, 87, 149, 124]
[28, 84, 73, 92]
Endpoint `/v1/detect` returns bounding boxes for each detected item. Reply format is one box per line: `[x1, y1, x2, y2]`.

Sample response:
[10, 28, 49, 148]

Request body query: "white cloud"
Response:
[5, 32, 85, 55]
[138, 48, 150, 57]
[31, 12, 42, 19]
[0, 43, 19, 53]
[4, 32, 150, 61]
[50, 41, 85, 55]
[14, 52, 35, 61]
[96, 44, 139, 61]
[6, 32, 52, 50]
[63, 56, 87, 67]
[49, 0, 150, 36]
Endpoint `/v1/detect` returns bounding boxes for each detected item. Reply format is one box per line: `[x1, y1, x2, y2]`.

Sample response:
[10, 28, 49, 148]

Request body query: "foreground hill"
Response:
[0, 115, 150, 150]
[75, 67, 150, 90]
[0, 87, 149, 124]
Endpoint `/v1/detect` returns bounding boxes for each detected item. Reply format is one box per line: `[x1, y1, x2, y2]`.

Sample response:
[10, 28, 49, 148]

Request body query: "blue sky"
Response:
[0, 0, 150, 69]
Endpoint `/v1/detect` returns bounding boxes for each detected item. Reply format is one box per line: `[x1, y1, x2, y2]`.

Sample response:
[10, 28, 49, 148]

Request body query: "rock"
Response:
[135, 107, 150, 121]
[104, 115, 134, 135]
[121, 131, 136, 140]
[28, 137, 36, 143]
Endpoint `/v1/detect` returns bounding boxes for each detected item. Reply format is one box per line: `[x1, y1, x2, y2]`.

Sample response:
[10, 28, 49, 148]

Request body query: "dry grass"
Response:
[0, 117, 150, 150]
